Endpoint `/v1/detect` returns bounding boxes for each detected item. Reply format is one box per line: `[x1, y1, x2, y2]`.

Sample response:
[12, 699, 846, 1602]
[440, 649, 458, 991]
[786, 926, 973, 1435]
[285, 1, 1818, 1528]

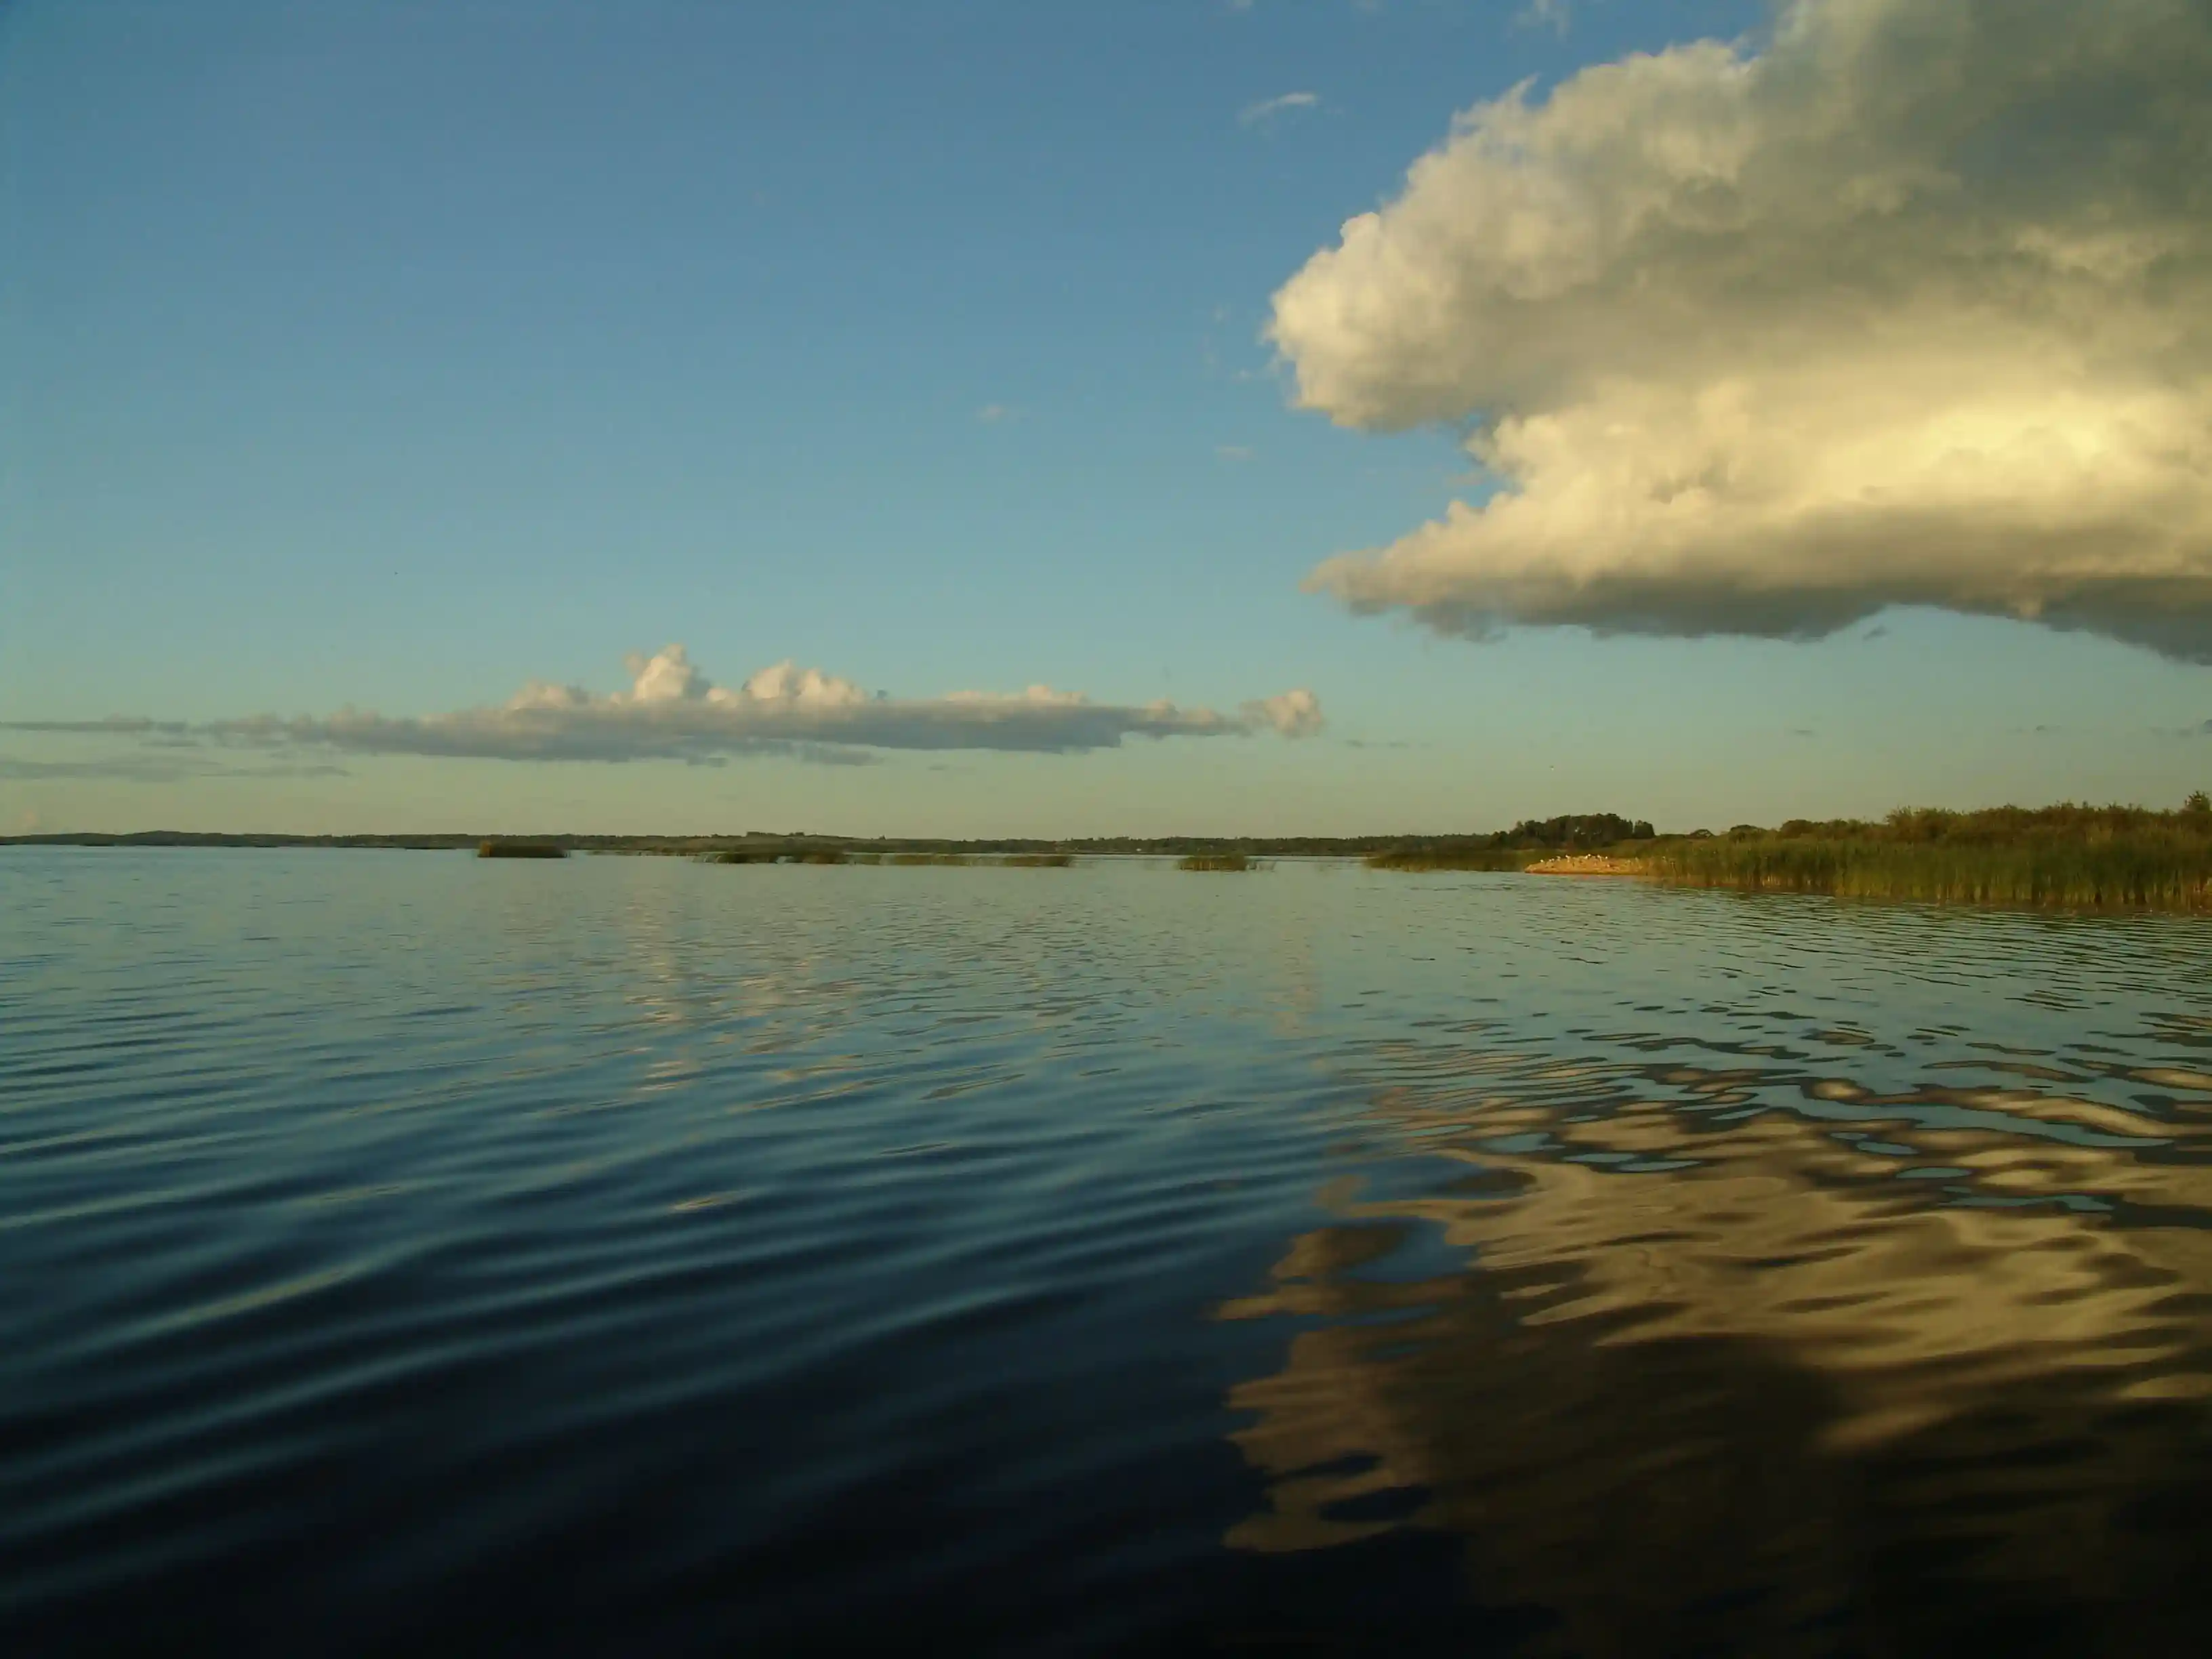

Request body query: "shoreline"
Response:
[9, 811, 2210, 914]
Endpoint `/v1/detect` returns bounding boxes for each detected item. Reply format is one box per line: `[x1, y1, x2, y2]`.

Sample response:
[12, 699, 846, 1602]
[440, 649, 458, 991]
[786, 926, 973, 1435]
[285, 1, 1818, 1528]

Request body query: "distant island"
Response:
[7, 799, 2209, 912]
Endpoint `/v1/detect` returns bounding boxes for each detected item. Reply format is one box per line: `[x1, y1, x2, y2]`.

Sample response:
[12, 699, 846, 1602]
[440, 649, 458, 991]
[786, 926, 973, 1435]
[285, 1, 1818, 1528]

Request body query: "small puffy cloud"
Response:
[510, 647, 870, 716]
[5, 649, 1325, 766]
[1217, 444, 1256, 462]
[1269, 0, 2212, 660]
[1242, 688, 1326, 739]
[1240, 91, 1320, 127]
[730, 659, 867, 708]
[975, 403, 1022, 424]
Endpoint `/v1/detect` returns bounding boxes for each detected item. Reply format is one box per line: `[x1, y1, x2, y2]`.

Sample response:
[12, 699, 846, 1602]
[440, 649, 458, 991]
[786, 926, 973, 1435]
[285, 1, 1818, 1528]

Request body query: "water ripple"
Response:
[3, 851, 2211, 1653]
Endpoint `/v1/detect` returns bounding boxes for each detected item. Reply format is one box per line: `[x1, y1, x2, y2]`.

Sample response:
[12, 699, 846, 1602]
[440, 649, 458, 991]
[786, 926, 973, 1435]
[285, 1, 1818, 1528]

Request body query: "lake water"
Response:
[6, 851, 2212, 1656]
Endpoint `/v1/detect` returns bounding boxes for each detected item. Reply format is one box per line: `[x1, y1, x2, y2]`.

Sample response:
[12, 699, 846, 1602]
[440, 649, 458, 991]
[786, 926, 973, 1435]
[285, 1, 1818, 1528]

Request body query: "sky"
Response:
[5, 0, 2209, 837]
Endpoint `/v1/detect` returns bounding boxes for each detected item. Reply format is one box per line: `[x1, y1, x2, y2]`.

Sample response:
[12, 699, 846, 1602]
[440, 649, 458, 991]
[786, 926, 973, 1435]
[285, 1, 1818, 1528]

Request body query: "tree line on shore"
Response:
[12, 797, 2211, 908]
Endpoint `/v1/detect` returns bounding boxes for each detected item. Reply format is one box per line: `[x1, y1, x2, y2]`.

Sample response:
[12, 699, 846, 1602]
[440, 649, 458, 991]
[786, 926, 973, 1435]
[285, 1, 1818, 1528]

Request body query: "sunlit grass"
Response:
[1644, 802, 2212, 911]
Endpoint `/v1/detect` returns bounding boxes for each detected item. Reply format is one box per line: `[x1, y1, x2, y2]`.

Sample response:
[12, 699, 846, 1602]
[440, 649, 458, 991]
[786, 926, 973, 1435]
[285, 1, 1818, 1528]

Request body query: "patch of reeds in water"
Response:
[478, 840, 567, 859]
[701, 848, 1069, 869]
[1647, 832, 2212, 912]
[1178, 853, 1255, 872]
[1365, 848, 1537, 872]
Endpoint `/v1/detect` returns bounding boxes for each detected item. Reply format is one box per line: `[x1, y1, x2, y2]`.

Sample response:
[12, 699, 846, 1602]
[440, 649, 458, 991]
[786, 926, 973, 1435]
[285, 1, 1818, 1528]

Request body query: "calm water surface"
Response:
[5, 851, 2212, 1655]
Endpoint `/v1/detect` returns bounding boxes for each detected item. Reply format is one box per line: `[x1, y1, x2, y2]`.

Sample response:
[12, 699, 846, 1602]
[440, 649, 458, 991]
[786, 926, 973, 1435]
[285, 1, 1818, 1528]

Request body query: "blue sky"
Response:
[5, 0, 2209, 835]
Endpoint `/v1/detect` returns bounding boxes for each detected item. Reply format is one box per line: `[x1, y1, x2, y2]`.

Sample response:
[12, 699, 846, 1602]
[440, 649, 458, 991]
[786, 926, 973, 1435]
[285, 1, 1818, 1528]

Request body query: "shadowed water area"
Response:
[5, 851, 2212, 1656]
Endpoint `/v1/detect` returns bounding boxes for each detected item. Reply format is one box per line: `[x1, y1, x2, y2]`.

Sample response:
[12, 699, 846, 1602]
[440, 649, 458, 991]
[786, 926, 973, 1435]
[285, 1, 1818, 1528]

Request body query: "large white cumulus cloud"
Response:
[7, 647, 1324, 765]
[1270, 0, 2212, 657]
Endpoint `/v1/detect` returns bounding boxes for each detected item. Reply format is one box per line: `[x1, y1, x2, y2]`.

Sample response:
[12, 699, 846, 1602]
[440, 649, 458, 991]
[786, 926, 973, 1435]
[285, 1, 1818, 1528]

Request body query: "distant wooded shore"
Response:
[9, 800, 2211, 911]
[0, 813, 1658, 859]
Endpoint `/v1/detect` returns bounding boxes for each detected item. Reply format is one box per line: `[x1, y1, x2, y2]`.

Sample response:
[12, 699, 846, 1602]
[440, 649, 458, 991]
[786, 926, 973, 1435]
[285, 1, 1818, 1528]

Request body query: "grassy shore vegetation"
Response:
[1179, 853, 1255, 872]
[477, 840, 567, 859]
[1644, 800, 2212, 911]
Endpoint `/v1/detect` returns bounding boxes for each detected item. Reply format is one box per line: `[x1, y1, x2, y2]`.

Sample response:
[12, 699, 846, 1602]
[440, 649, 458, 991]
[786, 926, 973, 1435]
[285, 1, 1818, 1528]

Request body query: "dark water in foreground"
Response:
[6, 852, 2212, 1656]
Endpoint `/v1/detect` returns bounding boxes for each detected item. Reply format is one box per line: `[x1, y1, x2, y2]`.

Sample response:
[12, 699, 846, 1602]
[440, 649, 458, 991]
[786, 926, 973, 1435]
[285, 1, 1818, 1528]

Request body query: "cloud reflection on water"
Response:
[1220, 1021, 2212, 1653]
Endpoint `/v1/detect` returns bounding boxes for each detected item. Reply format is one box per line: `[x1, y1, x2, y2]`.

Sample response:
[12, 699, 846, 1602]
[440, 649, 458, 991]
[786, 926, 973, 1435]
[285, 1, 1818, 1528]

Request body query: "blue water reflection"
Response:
[3, 851, 2209, 1654]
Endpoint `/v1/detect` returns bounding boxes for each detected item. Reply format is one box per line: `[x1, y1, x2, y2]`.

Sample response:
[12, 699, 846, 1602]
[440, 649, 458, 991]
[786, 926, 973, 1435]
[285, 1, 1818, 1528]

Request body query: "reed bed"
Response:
[478, 840, 567, 859]
[703, 847, 850, 865]
[1178, 853, 1255, 872]
[702, 848, 1069, 869]
[1646, 829, 2212, 912]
